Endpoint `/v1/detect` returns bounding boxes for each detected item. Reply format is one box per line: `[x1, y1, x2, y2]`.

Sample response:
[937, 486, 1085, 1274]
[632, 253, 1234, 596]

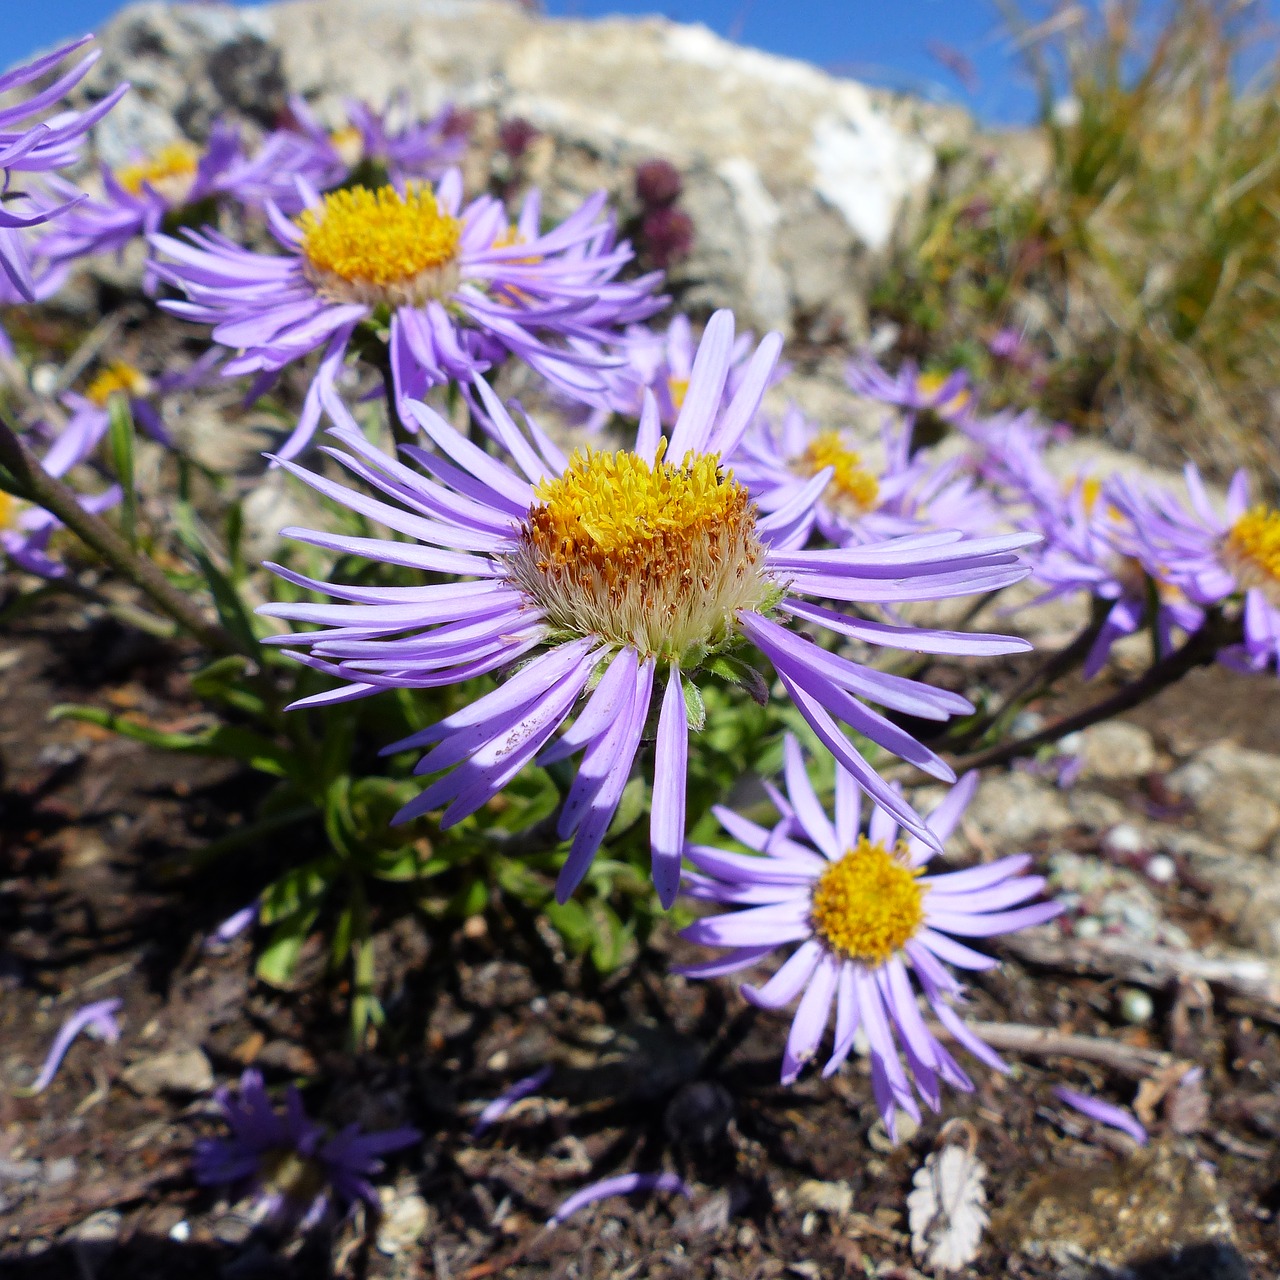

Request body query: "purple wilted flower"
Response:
[473, 1065, 553, 1136]
[846, 355, 973, 427]
[583, 313, 790, 431]
[1054, 1086, 1147, 1145]
[39, 122, 310, 283]
[18, 997, 121, 1096]
[1108, 464, 1280, 675]
[0, 37, 128, 299]
[152, 171, 664, 459]
[677, 735, 1062, 1138]
[206, 898, 260, 948]
[497, 117, 540, 161]
[194, 1069, 419, 1224]
[259, 312, 1035, 907]
[2, 417, 121, 579]
[732, 404, 997, 550]
[987, 327, 1037, 369]
[283, 93, 467, 194]
[548, 1172, 691, 1227]
[635, 159, 682, 209]
[640, 205, 694, 269]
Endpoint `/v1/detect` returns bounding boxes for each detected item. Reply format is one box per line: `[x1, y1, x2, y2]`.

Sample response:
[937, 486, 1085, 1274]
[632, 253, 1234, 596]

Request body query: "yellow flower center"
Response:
[797, 430, 880, 516]
[85, 360, 150, 407]
[298, 183, 463, 308]
[916, 370, 970, 416]
[508, 442, 772, 661]
[329, 124, 364, 167]
[114, 141, 201, 203]
[1223, 505, 1280, 606]
[810, 835, 926, 965]
[1079, 475, 1102, 514]
[260, 1147, 329, 1207]
[0, 489, 16, 531]
[668, 377, 689, 411]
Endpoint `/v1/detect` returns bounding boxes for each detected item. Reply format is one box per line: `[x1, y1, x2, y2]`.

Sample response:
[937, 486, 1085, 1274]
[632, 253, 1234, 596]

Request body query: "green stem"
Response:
[0, 414, 245, 659]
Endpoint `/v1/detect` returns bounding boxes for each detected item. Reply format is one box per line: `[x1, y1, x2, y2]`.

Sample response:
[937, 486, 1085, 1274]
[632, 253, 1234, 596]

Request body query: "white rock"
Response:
[1080, 722, 1157, 780]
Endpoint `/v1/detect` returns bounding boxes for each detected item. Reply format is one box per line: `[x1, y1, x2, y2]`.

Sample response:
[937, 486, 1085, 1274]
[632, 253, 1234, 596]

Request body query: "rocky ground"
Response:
[3, 2, 1279, 1276]
[2, 596, 1279, 1279]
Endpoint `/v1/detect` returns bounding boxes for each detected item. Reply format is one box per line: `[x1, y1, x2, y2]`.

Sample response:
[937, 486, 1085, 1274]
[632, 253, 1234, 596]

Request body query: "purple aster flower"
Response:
[39, 122, 310, 285]
[579, 313, 790, 431]
[846, 355, 974, 427]
[17, 997, 121, 1096]
[194, 1068, 419, 1225]
[0, 37, 128, 299]
[56, 348, 222, 458]
[1107, 463, 1280, 674]
[2, 416, 121, 579]
[259, 311, 1035, 907]
[549, 1172, 691, 1226]
[152, 171, 664, 459]
[732, 404, 997, 550]
[966, 415, 1200, 676]
[677, 736, 1062, 1137]
[282, 93, 467, 196]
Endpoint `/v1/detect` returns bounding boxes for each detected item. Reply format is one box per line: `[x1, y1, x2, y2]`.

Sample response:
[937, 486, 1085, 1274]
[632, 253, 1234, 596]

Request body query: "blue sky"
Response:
[1, 1, 1047, 122]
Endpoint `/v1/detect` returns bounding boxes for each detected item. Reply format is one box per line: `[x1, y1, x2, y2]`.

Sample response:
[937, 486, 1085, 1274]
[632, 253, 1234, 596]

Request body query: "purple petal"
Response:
[548, 1172, 692, 1227]
[1054, 1087, 1148, 1145]
[21, 998, 122, 1095]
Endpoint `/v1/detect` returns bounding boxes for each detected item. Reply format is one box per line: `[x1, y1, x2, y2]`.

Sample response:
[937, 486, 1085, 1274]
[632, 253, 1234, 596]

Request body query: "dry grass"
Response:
[873, 0, 1280, 481]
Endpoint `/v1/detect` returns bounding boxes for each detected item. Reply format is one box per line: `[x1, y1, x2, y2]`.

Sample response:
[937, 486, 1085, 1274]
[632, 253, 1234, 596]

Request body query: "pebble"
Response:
[1145, 854, 1177, 884]
[168, 1220, 191, 1243]
[1119, 988, 1155, 1025]
[1080, 722, 1158, 780]
[795, 1179, 853, 1216]
[44, 1156, 77, 1187]
[376, 1189, 431, 1256]
[121, 1045, 214, 1096]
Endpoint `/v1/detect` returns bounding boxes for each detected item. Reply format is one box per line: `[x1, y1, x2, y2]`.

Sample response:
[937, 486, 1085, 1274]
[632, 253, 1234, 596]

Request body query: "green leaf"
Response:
[106, 392, 137, 548]
[447, 875, 489, 919]
[256, 905, 320, 987]
[173, 500, 262, 657]
[259, 858, 334, 924]
[50, 705, 300, 778]
[681, 679, 707, 730]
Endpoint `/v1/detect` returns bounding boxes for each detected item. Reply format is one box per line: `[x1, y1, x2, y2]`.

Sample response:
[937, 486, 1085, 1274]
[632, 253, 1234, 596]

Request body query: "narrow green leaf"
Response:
[106, 392, 137, 548]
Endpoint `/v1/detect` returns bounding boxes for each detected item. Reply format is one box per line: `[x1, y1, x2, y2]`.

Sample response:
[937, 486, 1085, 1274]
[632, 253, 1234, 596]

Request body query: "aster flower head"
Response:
[153, 170, 665, 459]
[970, 416, 1202, 676]
[0, 37, 128, 298]
[260, 311, 1035, 908]
[283, 93, 468, 193]
[2, 415, 120, 579]
[194, 1068, 419, 1225]
[1108, 464, 1280, 674]
[847, 355, 974, 428]
[678, 736, 1062, 1136]
[732, 404, 997, 549]
[39, 122, 313, 281]
[582, 313, 790, 431]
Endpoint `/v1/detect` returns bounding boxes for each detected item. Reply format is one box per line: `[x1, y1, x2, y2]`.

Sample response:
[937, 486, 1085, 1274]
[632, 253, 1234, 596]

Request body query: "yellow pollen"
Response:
[668, 377, 690, 410]
[1079, 475, 1102, 513]
[798, 430, 880, 515]
[260, 1148, 329, 1207]
[1223, 505, 1280, 604]
[0, 489, 14, 530]
[114, 141, 200, 200]
[810, 836, 926, 966]
[329, 124, 364, 166]
[507, 442, 772, 660]
[298, 183, 463, 307]
[916, 370, 970, 415]
[85, 360, 150, 407]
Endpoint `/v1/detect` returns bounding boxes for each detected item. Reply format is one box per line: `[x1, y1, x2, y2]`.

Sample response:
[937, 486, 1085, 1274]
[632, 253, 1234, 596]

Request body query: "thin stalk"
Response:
[951, 609, 1238, 773]
[0, 415, 245, 659]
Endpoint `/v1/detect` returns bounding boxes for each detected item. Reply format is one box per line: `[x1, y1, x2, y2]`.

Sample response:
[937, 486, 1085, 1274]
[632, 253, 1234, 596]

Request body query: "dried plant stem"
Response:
[999, 930, 1280, 1014]
[945, 1020, 1178, 1079]
[0, 415, 243, 658]
[950, 609, 1239, 772]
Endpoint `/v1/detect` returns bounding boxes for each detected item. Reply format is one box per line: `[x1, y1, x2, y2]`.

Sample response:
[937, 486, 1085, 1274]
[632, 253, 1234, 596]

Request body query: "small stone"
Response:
[168, 1221, 191, 1243]
[1102, 824, 1148, 858]
[376, 1189, 431, 1256]
[869, 1110, 919, 1151]
[1075, 917, 1103, 939]
[795, 1179, 853, 1216]
[966, 773, 1073, 850]
[1068, 790, 1127, 832]
[121, 1045, 214, 1096]
[44, 1157, 77, 1187]
[65, 1208, 122, 1246]
[1145, 854, 1177, 884]
[1119, 988, 1155, 1025]
[1081, 723, 1157, 780]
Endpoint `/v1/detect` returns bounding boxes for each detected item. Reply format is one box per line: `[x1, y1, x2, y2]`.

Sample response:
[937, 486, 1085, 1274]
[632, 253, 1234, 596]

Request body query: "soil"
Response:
[1, 604, 1278, 1280]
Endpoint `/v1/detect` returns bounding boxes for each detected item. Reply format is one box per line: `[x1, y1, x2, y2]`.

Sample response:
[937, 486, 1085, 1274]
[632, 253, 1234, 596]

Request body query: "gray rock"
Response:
[966, 771, 1073, 850]
[1167, 742, 1280, 806]
[1068, 789, 1128, 832]
[121, 1044, 214, 1096]
[81, 0, 964, 338]
[1080, 722, 1158, 780]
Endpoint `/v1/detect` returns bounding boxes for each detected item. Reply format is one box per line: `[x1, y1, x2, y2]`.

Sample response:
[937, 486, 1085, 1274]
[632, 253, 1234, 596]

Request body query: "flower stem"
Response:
[950, 610, 1239, 773]
[0, 414, 246, 659]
